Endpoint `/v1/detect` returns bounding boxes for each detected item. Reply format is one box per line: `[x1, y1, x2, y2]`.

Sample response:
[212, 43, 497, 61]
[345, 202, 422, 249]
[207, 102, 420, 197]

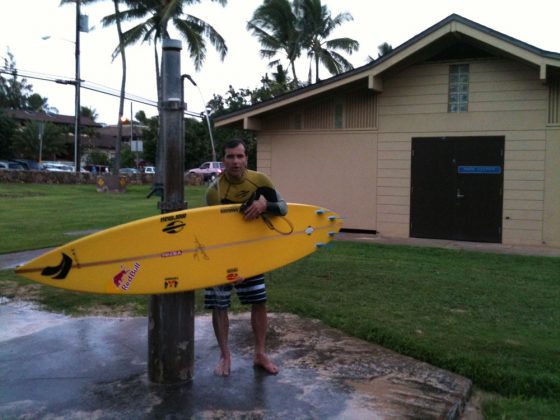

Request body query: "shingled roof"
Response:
[1, 109, 101, 127]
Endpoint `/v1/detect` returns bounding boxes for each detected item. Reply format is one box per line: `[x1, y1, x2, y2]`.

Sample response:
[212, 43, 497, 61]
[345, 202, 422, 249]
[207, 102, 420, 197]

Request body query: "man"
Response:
[205, 138, 287, 377]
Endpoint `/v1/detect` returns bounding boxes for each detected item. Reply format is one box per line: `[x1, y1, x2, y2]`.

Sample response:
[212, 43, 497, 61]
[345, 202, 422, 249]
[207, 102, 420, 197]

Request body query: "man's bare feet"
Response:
[214, 356, 231, 376]
[254, 353, 279, 375]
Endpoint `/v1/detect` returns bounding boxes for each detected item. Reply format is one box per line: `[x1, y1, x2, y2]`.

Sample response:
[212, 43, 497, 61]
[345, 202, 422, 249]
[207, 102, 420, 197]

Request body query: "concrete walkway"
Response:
[0, 302, 471, 419]
[2, 233, 557, 418]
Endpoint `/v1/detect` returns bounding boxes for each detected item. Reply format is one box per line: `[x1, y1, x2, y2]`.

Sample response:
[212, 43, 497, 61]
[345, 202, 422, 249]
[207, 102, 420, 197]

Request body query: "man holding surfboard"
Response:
[205, 139, 288, 376]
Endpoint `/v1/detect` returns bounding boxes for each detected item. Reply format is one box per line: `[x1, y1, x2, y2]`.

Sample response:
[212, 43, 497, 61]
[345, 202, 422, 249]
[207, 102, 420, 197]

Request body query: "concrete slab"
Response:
[0, 301, 472, 419]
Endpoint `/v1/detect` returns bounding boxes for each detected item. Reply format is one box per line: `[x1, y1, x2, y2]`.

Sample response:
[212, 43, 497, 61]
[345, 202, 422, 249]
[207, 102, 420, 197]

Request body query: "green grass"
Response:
[267, 243, 560, 399]
[1, 183, 559, 418]
[0, 183, 207, 253]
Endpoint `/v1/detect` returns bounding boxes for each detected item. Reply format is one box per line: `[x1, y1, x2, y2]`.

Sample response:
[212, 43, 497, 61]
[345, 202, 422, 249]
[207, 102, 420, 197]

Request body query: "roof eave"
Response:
[215, 13, 560, 129]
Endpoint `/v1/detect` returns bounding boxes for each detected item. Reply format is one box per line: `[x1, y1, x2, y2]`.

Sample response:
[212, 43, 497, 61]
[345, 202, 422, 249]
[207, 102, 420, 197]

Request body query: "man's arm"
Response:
[243, 188, 287, 220]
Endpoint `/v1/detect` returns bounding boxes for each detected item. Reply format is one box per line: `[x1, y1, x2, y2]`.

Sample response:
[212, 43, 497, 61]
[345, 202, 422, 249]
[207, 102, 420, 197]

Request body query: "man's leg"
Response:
[212, 308, 231, 376]
[251, 302, 279, 374]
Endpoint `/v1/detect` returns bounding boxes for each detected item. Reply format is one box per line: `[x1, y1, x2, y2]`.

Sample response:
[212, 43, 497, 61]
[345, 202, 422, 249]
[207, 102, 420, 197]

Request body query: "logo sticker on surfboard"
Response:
[112, 263, 141, 291]
[41, 253, 73, 280]
[161, 213, 187, 234]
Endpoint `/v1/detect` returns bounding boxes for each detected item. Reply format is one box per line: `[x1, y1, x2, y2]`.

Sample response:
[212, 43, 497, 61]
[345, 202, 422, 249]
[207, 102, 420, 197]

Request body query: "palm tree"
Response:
[367, 42, 394, 63]
[247, 0, 302, 86]
[377, 42, 393, 58]
[297, 0, 359, 83]
[103, 0, 228, 102]
[110, 0, 127, 173]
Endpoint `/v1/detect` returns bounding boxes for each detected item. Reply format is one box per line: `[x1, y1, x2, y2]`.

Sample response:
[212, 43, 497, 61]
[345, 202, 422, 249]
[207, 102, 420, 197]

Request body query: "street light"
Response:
[41, 0, 82, 173]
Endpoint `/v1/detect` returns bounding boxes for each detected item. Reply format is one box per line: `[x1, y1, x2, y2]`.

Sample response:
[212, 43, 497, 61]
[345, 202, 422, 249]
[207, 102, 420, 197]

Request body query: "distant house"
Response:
[3, 109, 102, 163]
[89, 124, 145, 162]
[214, 14, 560, 248]
[3, 109, 100, 129]
[3, 109, 145, 165]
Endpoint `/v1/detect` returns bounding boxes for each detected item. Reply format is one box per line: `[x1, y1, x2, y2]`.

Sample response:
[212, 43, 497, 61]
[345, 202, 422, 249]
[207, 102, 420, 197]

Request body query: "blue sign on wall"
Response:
[458, 165, 502, 174]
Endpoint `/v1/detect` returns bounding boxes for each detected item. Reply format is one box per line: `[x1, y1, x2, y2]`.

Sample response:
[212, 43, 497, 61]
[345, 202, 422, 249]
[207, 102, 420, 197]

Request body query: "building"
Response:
[3, 109, 145, 166]
[214, 14, 560, 248]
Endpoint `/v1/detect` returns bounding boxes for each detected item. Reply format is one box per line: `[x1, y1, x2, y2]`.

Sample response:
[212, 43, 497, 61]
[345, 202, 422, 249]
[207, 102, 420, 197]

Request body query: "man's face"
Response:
[223, 144, 248, 180]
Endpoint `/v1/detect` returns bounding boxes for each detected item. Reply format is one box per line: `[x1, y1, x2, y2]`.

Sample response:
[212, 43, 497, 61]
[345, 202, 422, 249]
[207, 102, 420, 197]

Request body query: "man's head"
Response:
[222, 138, 248, 181]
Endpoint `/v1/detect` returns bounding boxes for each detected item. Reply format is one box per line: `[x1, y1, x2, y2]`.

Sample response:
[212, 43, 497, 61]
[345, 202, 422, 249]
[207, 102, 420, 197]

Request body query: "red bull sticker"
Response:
[226, 268, 240, 282]
[112, 263, 141, 292]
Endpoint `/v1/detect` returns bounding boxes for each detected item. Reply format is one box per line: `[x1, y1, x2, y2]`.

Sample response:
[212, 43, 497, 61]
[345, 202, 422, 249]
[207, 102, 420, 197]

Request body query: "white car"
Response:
[144, 166, 156, 174]
[42, 162, 74, 172]
[186, 161, 224, 181]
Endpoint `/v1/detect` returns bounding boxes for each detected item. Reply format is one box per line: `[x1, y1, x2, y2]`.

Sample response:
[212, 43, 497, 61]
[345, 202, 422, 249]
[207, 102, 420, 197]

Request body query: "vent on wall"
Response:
[548, 79, 560, 125]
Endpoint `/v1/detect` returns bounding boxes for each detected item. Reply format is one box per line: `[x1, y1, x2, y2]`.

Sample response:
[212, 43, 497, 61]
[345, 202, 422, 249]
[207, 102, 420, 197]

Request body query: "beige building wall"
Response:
[256, 130, 378, 230]
[376, 58, 550, 245]
[243, 57, 558, 246]
[544, 127, 560, 247]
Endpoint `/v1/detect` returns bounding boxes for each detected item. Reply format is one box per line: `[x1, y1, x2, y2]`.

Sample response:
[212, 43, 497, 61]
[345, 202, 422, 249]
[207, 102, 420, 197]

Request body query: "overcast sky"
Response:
[1, 0, 559, 124]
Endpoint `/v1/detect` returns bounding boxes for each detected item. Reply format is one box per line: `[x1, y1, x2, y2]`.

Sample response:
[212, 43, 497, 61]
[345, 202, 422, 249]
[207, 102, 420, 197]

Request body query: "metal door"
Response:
[410, 136, 504, 243]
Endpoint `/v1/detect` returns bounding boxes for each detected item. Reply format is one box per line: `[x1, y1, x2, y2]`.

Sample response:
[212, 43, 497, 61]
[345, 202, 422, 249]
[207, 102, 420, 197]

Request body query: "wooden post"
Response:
[148, 39, 195, 384]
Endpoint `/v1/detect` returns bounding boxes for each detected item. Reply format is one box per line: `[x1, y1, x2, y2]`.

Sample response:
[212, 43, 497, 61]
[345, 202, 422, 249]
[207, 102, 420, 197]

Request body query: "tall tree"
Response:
[0, 49, 33, 109]
[103, 0, 228, 178]
[298, 0, 358, 83]
[102, 0, 228, 102]
[110, 0, 127, 173]
[247, 0, 302, 86]
[27, 93, 56, 113]
[377, 42, 393, 58]
[0, 110, 17, 158]
[12, 121, 66, 161]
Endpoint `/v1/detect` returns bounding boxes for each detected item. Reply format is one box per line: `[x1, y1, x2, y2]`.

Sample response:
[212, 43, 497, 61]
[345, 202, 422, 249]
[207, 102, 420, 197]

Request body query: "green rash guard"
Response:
[206, 169, 288, 216]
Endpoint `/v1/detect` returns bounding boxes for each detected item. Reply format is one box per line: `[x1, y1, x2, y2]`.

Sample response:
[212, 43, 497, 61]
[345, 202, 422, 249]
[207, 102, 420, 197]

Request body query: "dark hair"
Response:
[222, 138, 247, 156]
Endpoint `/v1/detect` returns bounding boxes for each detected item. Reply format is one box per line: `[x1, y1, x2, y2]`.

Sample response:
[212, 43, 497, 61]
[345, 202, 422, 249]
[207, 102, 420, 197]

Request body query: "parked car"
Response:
[0, 160, 25, 170]
[143, 166, 156, 174]
[11, 159, 41, 170]
[41, 161, 74, 172]
[186, 161, 224, 181]
[119, 167, 141, 175]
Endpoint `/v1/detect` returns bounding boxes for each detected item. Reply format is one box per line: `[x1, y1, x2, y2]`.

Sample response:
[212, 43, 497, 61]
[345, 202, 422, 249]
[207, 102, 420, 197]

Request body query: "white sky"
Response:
[1, 0, 559, 124]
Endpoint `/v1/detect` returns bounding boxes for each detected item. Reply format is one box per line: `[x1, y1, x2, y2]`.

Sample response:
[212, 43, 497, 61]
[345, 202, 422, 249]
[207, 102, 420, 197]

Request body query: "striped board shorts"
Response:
[204, 274, 267, 310]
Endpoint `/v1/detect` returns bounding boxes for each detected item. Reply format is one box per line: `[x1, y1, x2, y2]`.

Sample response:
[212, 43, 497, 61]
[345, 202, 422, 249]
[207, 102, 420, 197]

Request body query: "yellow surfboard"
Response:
[15, 204, 342, 295]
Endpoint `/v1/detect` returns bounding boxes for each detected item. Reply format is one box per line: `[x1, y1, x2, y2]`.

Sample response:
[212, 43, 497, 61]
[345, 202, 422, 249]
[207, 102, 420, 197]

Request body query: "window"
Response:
[448, 64, 469, 113]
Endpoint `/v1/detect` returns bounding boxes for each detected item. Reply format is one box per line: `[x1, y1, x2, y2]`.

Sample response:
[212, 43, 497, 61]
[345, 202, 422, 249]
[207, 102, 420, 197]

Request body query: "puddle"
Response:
[0, 299, 70, 342]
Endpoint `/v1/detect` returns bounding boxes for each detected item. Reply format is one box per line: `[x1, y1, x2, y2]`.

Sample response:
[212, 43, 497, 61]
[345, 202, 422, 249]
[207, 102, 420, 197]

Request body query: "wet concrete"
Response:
[0, 301, 472, 419]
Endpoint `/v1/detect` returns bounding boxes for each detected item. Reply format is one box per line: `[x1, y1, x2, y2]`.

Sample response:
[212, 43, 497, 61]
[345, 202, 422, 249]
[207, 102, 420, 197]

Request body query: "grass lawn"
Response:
[1, 183, 559, 419]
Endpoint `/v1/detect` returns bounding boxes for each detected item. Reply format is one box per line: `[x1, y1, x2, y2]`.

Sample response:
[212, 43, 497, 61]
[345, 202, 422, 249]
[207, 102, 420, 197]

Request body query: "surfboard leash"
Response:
[261, 215, 294, 235]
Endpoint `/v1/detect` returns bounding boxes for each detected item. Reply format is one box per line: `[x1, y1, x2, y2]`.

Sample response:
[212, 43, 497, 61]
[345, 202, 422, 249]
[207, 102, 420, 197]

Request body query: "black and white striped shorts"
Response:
[204, 274, 267, 310]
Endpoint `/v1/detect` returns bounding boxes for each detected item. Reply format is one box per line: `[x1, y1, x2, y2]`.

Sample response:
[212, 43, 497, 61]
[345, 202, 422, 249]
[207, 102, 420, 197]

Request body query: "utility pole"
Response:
[148, 39, 195, 384]
[74, 0, 81, 172]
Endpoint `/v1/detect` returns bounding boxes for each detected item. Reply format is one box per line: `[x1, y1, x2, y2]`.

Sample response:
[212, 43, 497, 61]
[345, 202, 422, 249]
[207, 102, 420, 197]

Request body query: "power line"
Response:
[0, 66, 203, 119]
